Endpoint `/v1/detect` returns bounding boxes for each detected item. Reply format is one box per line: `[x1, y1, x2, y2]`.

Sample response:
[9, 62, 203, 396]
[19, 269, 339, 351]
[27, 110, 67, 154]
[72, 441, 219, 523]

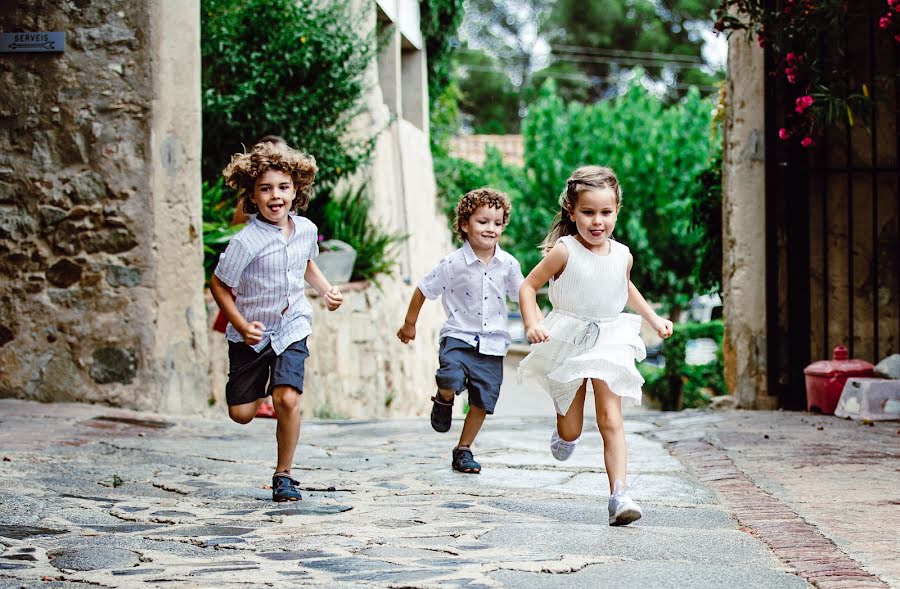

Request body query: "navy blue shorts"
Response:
[225, 338, 309, 406]
[435, 337, 504, 414]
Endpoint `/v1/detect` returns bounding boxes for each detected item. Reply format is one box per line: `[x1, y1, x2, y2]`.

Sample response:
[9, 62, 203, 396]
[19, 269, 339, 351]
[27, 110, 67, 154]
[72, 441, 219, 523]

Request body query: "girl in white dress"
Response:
[518, 166, 673, 526]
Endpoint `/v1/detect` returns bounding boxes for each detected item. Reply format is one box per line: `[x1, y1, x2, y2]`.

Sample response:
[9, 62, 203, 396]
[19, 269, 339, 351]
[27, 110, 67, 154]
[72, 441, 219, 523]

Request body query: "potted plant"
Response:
[314, 236, 357, 284]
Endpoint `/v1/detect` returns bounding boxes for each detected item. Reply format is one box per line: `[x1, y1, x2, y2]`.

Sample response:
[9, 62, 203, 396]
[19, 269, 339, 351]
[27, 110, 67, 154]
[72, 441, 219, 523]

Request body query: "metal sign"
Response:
[0, 32, 65, 53]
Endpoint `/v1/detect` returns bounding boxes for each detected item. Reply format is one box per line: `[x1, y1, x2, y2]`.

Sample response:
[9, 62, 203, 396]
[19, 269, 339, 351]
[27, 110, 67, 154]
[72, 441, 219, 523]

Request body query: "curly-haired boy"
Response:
[397, 188, 525, 474]
[210, 141, 343, 501]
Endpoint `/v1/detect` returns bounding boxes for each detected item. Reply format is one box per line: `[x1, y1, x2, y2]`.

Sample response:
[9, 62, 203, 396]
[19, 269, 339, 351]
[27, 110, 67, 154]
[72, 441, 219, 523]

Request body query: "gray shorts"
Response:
[225, 338, 309, 406]
[435, 337, 504, 414]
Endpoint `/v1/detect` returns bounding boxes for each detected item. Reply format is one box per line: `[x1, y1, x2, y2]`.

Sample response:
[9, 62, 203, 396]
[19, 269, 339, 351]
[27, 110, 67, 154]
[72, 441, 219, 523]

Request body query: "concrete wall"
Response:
[721, 33, 776, 409]
[0, 1, 208, 411]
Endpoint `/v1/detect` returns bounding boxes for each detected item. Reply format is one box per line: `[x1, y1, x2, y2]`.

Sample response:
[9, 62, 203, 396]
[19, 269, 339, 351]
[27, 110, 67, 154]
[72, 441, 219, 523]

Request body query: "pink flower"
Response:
[758, 34, 766, 48]
[786, 52, 797, 66]
[317, 234, 325, 242]
[779, 128, 791, 140]
[785, 67, 797, 83]
[895, 34, 900, 42]
[801, 137, 814, 148]
[880, 15, 892, 28]
[795, 95, 814, 113]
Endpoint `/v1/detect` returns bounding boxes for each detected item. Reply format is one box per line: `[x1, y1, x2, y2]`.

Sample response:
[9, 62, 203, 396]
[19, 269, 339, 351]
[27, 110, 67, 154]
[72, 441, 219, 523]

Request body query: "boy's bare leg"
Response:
[272, 385, 301, 474]
[592, 378, 626, 493]
[437, 387, 455, 403]
[555, 380, 588, 441]
[229, 398, 265, 424]
[457, 405, 486, 448]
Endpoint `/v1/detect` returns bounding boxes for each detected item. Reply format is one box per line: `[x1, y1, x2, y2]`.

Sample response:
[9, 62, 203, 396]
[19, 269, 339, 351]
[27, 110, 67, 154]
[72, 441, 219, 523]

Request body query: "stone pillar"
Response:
[0, 1, 208, 411]
[721, 32, 775, 408]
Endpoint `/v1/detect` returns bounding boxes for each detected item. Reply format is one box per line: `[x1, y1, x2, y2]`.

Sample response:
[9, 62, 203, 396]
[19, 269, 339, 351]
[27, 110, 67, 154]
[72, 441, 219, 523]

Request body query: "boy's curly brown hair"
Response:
[454, 187, 511, 242]
[222, 141, 318, 214]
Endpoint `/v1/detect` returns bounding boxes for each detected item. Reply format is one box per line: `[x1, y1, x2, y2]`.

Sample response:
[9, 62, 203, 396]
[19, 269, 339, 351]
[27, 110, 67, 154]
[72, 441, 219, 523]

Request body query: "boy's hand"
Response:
[397, 321, 416, 344]
[239, 321, 266, 345]
[649, 315, 674, 339]
[526, 323, 551, 344]
[324, 286, 343, 311]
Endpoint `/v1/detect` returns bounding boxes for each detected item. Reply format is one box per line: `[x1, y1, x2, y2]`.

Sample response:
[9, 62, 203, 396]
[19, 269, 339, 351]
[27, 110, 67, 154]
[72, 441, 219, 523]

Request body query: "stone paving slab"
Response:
[0, 400, 848, 588]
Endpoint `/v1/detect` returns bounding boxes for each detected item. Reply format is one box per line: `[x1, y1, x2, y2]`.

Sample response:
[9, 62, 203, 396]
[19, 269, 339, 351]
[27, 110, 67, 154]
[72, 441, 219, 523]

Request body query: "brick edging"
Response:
[669, 440, 888, 589]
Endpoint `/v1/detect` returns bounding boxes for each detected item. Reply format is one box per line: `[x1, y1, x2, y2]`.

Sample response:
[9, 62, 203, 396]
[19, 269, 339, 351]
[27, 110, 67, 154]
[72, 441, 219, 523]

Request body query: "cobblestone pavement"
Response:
[0, 399, 894, 588]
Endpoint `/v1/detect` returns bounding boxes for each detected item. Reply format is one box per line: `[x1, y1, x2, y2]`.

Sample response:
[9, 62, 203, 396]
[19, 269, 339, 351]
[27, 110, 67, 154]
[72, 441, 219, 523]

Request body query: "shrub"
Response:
[201, 179, 242, 282]
[201, 0, 377, 189]
[322, 184, 407, 285]
[642, 320, 726, 410]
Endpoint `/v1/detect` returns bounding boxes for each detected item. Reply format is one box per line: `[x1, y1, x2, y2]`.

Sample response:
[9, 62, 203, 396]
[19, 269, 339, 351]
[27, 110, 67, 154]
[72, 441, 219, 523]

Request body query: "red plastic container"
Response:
[803, 345, 875, 414]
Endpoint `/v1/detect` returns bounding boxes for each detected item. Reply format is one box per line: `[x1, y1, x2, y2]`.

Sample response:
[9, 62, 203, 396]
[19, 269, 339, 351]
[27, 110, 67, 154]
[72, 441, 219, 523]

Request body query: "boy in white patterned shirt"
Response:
[397, 188, 525, 474]
[210, 141, 343, 502]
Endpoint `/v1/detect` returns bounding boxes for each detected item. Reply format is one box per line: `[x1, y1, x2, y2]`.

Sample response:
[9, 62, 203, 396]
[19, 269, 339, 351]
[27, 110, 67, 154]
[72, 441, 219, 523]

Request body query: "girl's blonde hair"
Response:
[454, 187, 511, 242]
[222, 141, 318, 214]
[541, 166, 622, 251]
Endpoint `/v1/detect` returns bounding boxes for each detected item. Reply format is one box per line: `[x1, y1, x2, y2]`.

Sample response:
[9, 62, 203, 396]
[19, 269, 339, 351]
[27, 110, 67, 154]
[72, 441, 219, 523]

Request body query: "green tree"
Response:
[457, 48, 522, 133]
[521, 77, 721, 311]
[201, 0, 377, 188]
[544, 0, 722, 101]
[420, 0, 466, 152]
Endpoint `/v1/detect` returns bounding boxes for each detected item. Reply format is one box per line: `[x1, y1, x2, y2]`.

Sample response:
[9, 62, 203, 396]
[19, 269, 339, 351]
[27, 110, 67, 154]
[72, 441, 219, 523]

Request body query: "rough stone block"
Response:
[90, 346, 138, 384]
[46, 259, 83, 288]
[106, 264, 142, 287]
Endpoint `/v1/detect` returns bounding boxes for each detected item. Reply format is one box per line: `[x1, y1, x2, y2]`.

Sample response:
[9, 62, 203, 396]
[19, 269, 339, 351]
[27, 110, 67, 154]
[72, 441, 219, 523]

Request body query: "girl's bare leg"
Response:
[592, 378, 627, 493]
[556, 380, 588, 441]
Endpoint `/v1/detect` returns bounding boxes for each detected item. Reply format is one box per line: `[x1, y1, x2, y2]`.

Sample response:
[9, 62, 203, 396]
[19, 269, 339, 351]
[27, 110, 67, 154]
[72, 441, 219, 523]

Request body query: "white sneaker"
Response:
[550, 429, 580, 461]
[608, 493, 642, 526]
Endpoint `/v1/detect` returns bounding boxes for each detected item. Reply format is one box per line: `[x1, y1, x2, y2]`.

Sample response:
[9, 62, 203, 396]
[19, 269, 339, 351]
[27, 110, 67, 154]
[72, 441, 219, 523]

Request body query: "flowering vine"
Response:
[714, 0, 899, 148]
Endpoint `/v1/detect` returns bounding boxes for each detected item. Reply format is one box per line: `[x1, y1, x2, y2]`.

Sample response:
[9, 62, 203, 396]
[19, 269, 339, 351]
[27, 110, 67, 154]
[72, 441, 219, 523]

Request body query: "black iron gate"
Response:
[765, 0, 900, 409]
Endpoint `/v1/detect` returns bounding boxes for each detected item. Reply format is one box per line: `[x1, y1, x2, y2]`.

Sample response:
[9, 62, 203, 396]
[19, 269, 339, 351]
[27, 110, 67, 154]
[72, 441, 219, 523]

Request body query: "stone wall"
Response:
[207, 280, 444, 419]
[0, 1, 209, 411]
[721, 34, 776, 409]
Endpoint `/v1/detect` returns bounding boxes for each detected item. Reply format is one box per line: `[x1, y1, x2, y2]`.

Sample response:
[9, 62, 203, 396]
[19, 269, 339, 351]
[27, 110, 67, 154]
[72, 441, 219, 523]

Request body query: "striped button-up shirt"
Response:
[214, 214, 318, 355]
[418, 241, 524, 356]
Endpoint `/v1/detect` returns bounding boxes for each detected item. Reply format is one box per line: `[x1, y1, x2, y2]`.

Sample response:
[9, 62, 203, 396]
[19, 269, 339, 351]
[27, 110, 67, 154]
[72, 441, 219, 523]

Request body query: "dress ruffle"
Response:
[518, 311, 646, 416]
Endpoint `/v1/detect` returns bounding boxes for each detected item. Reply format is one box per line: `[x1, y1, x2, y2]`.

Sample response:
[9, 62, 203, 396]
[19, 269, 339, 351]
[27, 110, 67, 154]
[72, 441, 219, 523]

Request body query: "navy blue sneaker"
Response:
[430, 392, 454, 433]
[272, 473, 302, 502]
[452, 447, 481, 474]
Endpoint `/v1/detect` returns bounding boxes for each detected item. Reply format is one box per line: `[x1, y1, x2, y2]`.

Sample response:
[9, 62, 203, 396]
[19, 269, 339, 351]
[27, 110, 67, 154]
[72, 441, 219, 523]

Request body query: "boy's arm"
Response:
[520, 243, 567, 343]
[209, 274, 265, 345]
[304, 260, 343, 311]
[397, 288, 426, 344]
[625, 253, 673, 339]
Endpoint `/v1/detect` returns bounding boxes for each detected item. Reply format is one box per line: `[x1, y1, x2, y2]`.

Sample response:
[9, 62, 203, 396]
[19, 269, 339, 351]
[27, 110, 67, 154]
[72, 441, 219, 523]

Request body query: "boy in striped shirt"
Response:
[210, 141, 343, 502]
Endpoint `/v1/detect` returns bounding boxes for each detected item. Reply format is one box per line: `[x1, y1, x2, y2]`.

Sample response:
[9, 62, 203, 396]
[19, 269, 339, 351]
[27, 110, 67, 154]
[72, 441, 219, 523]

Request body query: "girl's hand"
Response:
[397, 322, 416, 344]
[324, 286, 343, 311]
[525, 323, 551, 344]
[650, 315, 673, 339]
[239, 321, 266, 345]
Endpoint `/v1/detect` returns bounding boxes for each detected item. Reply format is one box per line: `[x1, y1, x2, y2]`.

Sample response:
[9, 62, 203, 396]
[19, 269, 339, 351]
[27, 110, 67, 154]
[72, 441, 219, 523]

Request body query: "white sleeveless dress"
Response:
[518, 235, 646, 416]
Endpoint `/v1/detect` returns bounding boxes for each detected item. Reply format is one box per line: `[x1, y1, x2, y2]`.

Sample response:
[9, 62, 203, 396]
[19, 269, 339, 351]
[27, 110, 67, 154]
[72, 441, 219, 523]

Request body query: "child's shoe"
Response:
[272, 473, 303, 502]
[451, 446, 481, 474]
[608, 480, 641, 526]
[550, 428, 580, 461]
[430, 392, 454, 432]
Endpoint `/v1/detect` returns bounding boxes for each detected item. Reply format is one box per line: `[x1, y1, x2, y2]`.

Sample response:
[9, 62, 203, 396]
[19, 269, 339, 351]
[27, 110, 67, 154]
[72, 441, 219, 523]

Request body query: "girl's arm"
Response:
[397, 288, 426, 344]
[625, 254, 673, 339]
[520, 242, 568, 343]
[304, 260, 343, 311]
[209, 274, 265, 345]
